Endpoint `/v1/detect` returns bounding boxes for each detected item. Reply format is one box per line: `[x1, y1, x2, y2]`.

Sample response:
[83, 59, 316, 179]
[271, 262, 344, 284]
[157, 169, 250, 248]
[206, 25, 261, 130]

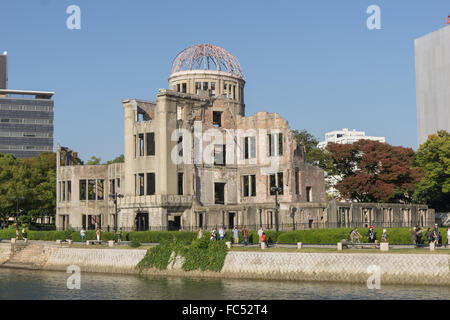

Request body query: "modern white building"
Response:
[318, 128, 386, 149]
[415, 25, 450, 146]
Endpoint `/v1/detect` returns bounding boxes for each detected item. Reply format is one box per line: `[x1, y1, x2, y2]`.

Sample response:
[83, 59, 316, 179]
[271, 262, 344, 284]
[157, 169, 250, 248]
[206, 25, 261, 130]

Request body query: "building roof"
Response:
[170, 44, 244, 79]
[0, 89, 54, 99]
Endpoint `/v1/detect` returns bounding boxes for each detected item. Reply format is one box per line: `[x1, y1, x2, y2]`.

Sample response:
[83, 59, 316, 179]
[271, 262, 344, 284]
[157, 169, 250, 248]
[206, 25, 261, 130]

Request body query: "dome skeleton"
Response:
[170, 44, 244, 79]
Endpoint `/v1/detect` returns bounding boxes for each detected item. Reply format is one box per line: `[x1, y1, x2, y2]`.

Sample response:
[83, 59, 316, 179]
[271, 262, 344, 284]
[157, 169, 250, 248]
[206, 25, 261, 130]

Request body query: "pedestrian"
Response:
[367, 226, 375, 243]
[210, 228, 216, 241]
[233, 226, 239, 244]
[416, 226, 423, 246]
[117, 227, 123, 243]
[350, 228, 361, 243]
[260, 232, 268, 248]
[15, 228, 19, 240]
[22, 227, 27, 242]
[433, 224, 440, 246]
[425, 228, 433, 244]
[197, 228, 203, 240]
[96, 228, 101, 242]
[411, 227, 417, 247]
[381, 229, 387, 243]
[258, 227, 264, 243]
[243, 226, 248, 246]
[80, 227, 86, 243]
[219, 227, 225, 241]
[447, 227, 450, 248]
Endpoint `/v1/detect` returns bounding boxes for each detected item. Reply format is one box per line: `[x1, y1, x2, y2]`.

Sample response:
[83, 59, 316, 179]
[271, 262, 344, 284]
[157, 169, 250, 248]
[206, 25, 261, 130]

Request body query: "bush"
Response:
[138, 238, 228, 272]
[129, 239, 141, 248]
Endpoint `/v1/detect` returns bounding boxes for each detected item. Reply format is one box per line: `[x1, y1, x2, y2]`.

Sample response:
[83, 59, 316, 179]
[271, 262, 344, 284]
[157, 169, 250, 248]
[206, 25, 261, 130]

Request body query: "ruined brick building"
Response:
[56, 44, 433, 231]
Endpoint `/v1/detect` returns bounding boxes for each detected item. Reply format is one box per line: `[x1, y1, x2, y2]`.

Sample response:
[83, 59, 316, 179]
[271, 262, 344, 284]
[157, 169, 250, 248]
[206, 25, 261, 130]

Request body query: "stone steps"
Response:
[2, 244, 50, 268]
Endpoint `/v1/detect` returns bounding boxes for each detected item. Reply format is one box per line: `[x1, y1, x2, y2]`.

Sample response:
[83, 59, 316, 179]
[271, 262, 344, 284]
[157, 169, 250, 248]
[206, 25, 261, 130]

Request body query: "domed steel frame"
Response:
[170, 44, 244, 79]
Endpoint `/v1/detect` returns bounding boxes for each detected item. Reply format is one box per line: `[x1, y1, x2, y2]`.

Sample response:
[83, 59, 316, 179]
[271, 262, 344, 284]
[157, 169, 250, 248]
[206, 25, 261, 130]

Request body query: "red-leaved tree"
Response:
[324, 140, 423, 203]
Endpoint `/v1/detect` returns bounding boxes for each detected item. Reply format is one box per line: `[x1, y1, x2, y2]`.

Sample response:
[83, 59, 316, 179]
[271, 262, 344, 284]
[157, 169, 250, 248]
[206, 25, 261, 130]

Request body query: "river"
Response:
[0, 268, 448, 300]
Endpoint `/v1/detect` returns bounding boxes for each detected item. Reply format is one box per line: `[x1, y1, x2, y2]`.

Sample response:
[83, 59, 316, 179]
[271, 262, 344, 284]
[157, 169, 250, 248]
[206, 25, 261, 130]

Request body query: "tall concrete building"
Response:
[56, 44, 433, 231]
[415, 26, 450, 146]
[0, 52, 54, 158]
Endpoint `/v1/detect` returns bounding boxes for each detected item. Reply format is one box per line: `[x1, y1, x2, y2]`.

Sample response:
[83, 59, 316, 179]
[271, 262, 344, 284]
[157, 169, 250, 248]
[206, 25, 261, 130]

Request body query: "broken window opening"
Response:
[62, 181, 66, 202]
[147, 173, 155, 195]
[195, 82, 201, 94]
[269, 172, 284, 195]
[139, 134, 144, 157]
[178, 172, 184, 195]
[182, 83, 187, 93]
[139, 174, 145, 196]
[203, 82, 208, 90]
[177, 84, 181, 92]
[243, 175, 249, 197]
[306, 186, 312, 202]
[214, 183, 225, 205]
[97, 180, 104, 200]
[110, 179, 116, 195]
[295, 168, 300, 195]
[79, 180, 87, 200]
[67, 181, 72, 201]
[214, 144, 226, 166]
[178, 135, 183, 157]
[268, 133, 283, 157]
[213, 111, 222, 127]
[146, 132, 155, 156]
[88, 180, 96, 200]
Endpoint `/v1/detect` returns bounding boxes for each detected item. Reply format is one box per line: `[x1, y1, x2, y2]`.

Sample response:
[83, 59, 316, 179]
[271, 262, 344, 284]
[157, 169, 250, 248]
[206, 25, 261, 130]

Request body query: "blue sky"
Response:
[1, 0, 448, 162]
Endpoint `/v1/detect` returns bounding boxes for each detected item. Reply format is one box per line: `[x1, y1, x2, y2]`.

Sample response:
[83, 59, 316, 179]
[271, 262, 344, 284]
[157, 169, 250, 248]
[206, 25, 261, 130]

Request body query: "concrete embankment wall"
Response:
[0, 244, 11, 264]
[43, 248, 147, 274]
[2, 244, 449, 285]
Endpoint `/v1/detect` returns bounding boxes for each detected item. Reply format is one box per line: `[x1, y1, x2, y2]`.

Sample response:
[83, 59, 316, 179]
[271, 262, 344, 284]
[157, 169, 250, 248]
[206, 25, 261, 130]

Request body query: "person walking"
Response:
[433, 224, 440, 246]
[243, 226, 248, 246]
[96, 228, 101, 242]
[197, 228, 203, 240]
[381, 229, 387, 243]
[447, 227, 450, 248]
[350, 228, 361, 243]
[210, 228, 216, 241]
[22, 227, 27, 242]
[117, 227, 123, 243]
[258, 227, 264, 243]
[367, 226, 375, 243]
[80, 227, 86, 243]
[416, 226, 423, 246]
[260, 232, 268, 248]
[219, 227, 225, 241]
[15, 228, 19, 241]
[411, 227, 417, 247]
[233, 226, 239, 244]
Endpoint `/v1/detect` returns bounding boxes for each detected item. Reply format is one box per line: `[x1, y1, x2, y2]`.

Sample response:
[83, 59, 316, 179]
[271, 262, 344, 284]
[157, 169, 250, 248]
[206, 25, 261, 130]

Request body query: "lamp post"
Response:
[109, 193, 123, 232]
[290, 207, 297, 231]
[271, 187, 282, 232]
[10, 196, 24, 226]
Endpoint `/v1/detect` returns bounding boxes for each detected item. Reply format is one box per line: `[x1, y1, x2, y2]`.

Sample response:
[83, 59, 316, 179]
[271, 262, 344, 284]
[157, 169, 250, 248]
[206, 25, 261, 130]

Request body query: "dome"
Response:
[170, 44, 243, 79]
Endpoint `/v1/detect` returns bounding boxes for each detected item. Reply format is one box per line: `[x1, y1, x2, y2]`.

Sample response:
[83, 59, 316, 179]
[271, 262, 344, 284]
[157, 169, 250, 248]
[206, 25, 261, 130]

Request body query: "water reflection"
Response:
[0, 268, 448, 300]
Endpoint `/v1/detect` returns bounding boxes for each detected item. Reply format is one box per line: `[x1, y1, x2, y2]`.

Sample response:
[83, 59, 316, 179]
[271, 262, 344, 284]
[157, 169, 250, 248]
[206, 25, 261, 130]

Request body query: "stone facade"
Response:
[56, 44, 433, 232]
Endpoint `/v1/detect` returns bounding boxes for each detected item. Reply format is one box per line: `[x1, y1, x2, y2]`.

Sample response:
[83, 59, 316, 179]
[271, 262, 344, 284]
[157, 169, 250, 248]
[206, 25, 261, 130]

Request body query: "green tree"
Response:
[86, 156, 102, 165]
[292, 129, 329, 166]
[413, 130, 450, 212]
[106, 154, 124, 164]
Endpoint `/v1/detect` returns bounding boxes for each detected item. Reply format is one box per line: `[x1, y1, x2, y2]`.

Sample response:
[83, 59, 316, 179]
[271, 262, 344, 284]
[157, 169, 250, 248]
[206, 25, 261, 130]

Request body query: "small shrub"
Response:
[129, 239, 141, 248]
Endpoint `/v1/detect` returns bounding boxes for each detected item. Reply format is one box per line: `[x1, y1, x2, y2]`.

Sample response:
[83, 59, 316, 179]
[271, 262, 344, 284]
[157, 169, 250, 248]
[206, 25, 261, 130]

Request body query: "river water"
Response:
[0, 268, 448, 300]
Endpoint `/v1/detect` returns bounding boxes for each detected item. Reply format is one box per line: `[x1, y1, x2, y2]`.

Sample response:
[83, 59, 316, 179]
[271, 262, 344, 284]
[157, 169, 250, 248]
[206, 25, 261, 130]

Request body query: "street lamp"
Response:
[290, 207, 297, 231]
[10, 196, 24, 226]
[109, 192, 123, 232]
[270, 186, 282, 232]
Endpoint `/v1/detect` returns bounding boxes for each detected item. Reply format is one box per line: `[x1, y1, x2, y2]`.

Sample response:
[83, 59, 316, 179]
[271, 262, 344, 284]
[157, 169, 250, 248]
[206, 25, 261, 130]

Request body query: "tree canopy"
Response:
[321, 140, 423, 203]
[413, 130, 450, 212]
